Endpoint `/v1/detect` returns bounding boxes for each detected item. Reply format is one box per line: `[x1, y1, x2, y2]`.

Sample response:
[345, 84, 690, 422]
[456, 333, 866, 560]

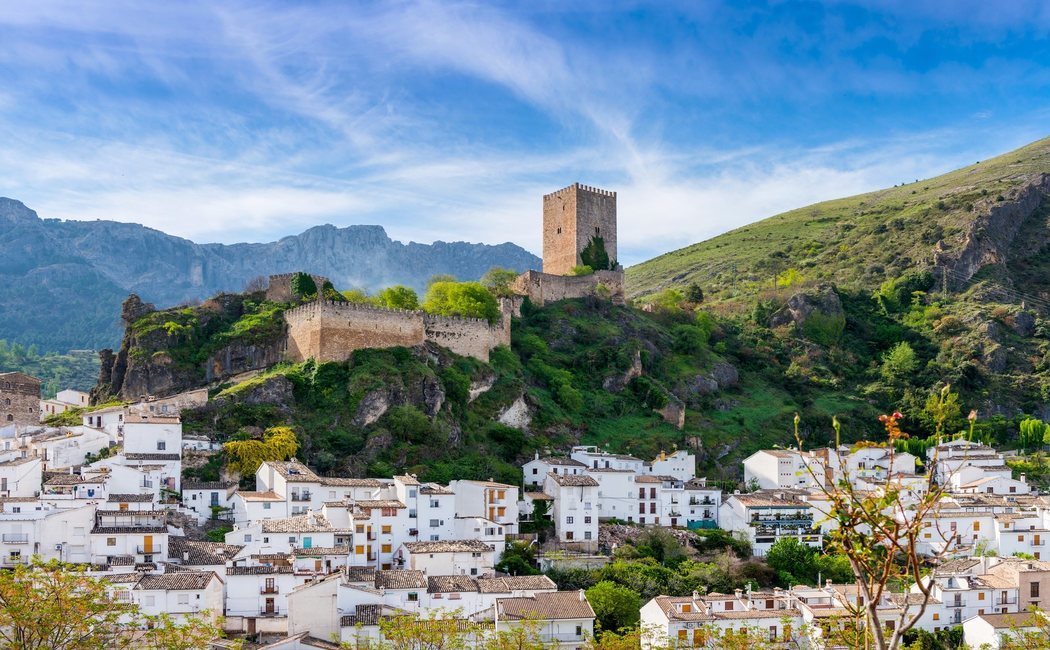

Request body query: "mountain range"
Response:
[0, 198, 540, 352]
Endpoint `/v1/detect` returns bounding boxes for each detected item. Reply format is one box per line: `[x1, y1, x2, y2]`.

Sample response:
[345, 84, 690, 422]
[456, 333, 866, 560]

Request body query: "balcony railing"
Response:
[136, 545, 162, 554]
[259, 608, 283, 617]
[2, 534, 29, 544]
[690, 498, 715, 505]
[2, 556, 24, 565]
[260, 585, 280, 594]
[290, 493, 312, 502]
[947, 600, 965, 608]
[996, 596, 1018, 606]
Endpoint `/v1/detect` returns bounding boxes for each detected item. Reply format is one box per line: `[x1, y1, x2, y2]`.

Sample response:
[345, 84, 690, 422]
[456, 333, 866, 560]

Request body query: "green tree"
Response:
[341, 289, 371, 303]
[580, 235, 613, 271]
[765, 537, 818, 586]
[585, 581, 641, 634]
[881, 341, 918, 381]
[652, 288, 684, 311]
[375, 285, 420, 310]
[427, 274, 457, 287]
[921, 385, 964, 439]
[685, 283, 704, 304]
[290, 272, 317, 299]
[494, 541, 540, 576]
[480, 268, 520, 298]
[1019, 417, 1050, 453]
[423, 281, 500, 322]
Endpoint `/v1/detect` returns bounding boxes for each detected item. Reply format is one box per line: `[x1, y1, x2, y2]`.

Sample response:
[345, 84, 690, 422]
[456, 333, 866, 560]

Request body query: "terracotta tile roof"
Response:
[524, 492, 554, 501]
[320, 477, 383, 488]
[261, 513, 346, 533]
[353, 500, 406, 509]
[633, 475, 663, 483]
[374, 570, 428, 589]
[477, 575, 557, 593]
[107, 493, 155, 502]
[341, 604, 385, 626]
[345, 566, 376, 582]
[183, 480, 236, 490]
[169, 538, 243, 565]
[403, 540, 493, 553]
[428, 575, 478, 593]
[92, 525, 167, 534]
[539, 457, 587, 467]
[237, 491, 283, 501]
[497, 591, 595, 621]
[264, 460, 320, 482]
[45, 474, 98, 485]
[977, 612, 1045, 629]
[226, 565, 292, 575]
[124, 453, 181, 461]
[123, 413, 180, 424]
[420, 484, 455, 495]
[730, 494, 806, 507]
[135, 571, 216, 591]
[549, 474, 599, 487]
[292, 546, 350, 557]
[395, 475, 421, 485]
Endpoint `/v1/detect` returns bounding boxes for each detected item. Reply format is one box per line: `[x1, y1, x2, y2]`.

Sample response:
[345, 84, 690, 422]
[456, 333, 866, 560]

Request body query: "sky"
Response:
[1, 1, 1049, 265]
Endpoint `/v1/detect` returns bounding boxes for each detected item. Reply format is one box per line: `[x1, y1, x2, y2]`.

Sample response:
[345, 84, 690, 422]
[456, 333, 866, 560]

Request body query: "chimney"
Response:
[1021, 474, 1027, 483]
[734, 588, 742, 599]
[826, 579, 832, 588]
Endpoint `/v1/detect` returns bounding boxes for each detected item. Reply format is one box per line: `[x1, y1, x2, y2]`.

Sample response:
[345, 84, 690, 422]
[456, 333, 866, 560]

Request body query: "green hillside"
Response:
[628, 136, 1050, 305]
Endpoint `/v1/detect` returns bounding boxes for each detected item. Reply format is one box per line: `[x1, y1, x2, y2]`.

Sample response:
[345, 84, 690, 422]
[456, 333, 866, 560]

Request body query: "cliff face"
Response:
[0, 199, 540, 352]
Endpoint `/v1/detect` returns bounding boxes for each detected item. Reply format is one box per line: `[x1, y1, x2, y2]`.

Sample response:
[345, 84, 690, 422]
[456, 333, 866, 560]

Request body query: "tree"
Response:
[570, 265, 595, 276]
[342, 289, 371, 303]
[580, 236, 613, 271]
[685, 283, 704, 304]
[920, 385, 963, 440]
[0, 560, 227, 650]
[375, 611, 472, 650]
[244, 275, 268, 293]
[481, 268, 520, 298]
[1018, 417, 1050, 453]
[423, 282, 500, 322]
[375, 285, 420, 310]
[793, 409, 955, 650]
[652, 288, 684, 311]
[585, 581, 641, 635]
[427, 274, 457, 287]
[290, 272, 317, 299]
[881, 342, 918, 381]
[495, 541, 540, 576]
[224, 426, 299, 476]
[765, 537, 817, 586]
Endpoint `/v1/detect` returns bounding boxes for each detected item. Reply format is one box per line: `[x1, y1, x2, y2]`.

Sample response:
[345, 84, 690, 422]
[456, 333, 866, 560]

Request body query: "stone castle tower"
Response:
[542, 183, 617, 275]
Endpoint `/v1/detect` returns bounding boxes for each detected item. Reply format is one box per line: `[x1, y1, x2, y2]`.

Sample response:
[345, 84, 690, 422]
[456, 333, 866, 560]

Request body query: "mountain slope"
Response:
[627, 136, 1050, 306]
[0, 199, 539, 352]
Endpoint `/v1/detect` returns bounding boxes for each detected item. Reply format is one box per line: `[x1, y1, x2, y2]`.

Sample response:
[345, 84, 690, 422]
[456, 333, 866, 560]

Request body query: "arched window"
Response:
[5, 414, 12, 422]
[3, 398, 9, 406]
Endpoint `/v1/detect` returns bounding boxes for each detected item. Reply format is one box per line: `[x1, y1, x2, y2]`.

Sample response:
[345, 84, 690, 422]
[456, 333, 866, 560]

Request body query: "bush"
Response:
[671, 324, 708, 355]
[570, 265, 595, 276]
[423, 281, 500, 322]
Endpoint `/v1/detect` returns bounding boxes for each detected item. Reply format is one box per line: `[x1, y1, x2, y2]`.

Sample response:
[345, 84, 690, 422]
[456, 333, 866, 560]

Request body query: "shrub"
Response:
[374, 285, 419, 310]
[290, 272, 317, 299]
[570, 265, 595, 276]
[580, 235, 613, 271]
[423, 281, 500, 322]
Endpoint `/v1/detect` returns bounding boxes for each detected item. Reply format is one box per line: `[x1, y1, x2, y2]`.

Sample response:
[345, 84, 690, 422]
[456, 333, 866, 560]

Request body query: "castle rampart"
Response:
[283, 300, 511, 363]
[510, 269, 625, 307]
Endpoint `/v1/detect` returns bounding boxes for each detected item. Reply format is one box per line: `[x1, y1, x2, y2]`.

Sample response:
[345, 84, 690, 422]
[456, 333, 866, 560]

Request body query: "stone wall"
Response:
[0, 371, 41, 426]
[542, 183, 617, 275]
[284, 300, 510, 363]
[510, 269, 625, 306]
[265, 273, 331, 303]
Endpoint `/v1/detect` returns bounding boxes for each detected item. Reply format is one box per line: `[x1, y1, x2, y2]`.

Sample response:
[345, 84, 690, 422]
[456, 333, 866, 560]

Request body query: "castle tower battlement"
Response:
[542, 182, 617, 275]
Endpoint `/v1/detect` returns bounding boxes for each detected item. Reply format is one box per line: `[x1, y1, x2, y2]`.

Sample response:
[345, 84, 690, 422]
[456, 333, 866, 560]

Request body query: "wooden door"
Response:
[142, 535, 153, 554]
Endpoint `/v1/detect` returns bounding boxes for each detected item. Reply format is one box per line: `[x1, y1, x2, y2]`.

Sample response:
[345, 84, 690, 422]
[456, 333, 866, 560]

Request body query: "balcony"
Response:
[260, 585, 280, 594]
[946, 600, 965, 609]
[2, 555, 24, 565]
[2, 534, 29, 544]
[136, 545, 163, 554]
[259, 608, 282, 617]
[290, 492, 312, 502]
[996, 596, 1018, 606]
[690, 498, 715, 506]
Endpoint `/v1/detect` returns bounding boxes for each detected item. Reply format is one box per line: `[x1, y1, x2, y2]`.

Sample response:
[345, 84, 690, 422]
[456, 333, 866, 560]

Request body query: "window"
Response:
[1032, 583, 1040, 598]
[677, 630, 687, 642]
[650, 488, 656, 498]
[409, 489, 417, 498]
[650, 503, 656, 513]
[430, 500, 440, 508]
[355, 545, 365, 555]
[584, 516, 592, 524]
[382, 525, 392, 534]
[430, 519, 440, 528]
[974, 521, 981, 531]
[107, 537, 116, 546]
[933, 613, 940, 621]
[381, 544, 392, 553]
[497, 507, 506, 517]
[289, 536, 296, 543]
[638, 488, 645, 499]
[407, 592, 418, 602]
[381, 508, 397, 517]
[532, 468, 537, 474]
[584, 531, 592, 540]
[470, 568, 478, 575]
[356, 525, 365, 533]
[177, 594, 189, 604]
[567, 516, 574, 524]
[409, 509, 417, 518]
[725, 602, 733, 611]
[639, 504, 645, 514]
[263, 502, 271, 510]
[157, 441, 166, 450]
[979, 592, 985, 601]
[576, 625, 583, 637]
[244, 534, 252, 542]
[768, 626, 777, 642]
[263, 537, 269, 543]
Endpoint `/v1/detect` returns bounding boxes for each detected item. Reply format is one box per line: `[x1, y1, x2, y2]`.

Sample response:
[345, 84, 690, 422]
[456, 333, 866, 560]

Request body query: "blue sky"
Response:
[1, 1, 1049, 264]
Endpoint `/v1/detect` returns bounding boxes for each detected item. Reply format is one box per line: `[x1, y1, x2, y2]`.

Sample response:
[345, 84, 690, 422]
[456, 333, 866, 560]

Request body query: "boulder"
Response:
[769, 285, 845, 345]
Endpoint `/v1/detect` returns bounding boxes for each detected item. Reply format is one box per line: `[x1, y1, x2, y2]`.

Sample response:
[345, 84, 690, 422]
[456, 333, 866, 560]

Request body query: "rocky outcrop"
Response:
[769, 285, 846, 345]
[947, 173, 1050, 288]
[0, 197, 540, 352]
[602, 350, 642, 392]
[498, 395, 533, 430]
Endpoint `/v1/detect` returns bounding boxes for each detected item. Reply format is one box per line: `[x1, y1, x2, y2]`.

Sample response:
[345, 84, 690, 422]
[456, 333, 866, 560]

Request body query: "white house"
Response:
[684, 478, 721, 529]
[544, 473, 599, 549]
[645, 450, 696, 481]
[962, 611, 1048, 649]
[225, 563, 297, 634]
[27, 427, 110, 470]
[523, 454, 587, 488]
[397, 540, 496, 576]
[132, 571, 225, 622]
[0, 455, 41, 498]
[39, 389, 89, 419]
[719, 492, 820, 557]
[570, 446, 646, 473]
[743, 449, 835, 490]
[489, 590, 595, 649]
[0, 499, 94, 565]
[449, 479, 519, 535]
[228, 512, 350, 555]
[182, 480, 237, 524]
[89, 506, 168, 565]
[122, 413, 182, 457]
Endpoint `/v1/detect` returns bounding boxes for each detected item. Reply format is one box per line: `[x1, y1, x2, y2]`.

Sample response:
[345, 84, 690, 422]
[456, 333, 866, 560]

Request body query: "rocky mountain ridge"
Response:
[0, 198, 539, 352]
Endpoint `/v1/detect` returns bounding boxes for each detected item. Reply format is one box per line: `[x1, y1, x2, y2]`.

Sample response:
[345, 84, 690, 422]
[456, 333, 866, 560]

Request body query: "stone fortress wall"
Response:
[510, 269, 625, 306]
[0, 371, 41, 427]
[265, 272, 331, 303]
[283, 298, 511, 363]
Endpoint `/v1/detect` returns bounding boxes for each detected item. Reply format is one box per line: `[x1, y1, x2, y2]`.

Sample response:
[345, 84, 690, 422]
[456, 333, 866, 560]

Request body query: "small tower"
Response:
[542, 183, 617, 275]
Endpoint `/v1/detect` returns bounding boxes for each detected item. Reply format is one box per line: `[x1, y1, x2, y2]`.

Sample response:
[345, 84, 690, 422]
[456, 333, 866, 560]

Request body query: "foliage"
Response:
[571, 265, 595, 276]
[480, 268, 521, 298]
[0, 560, 227, 649]
[290, 272, 317, 299]
[801, 309, 845, 346]
[651, 288, 684, 311]
[342, 289, 372, 303]
[685, 283, 704, 304]
[585, 581, 641, 635]
[223, 426, 299, 476]
[206, 526, 233, 542]
[765, 537, 853, 587]
[580, 235, 613, 271]
[423, 281, 501, 322]
[376, 285, 420, 311]
[1018, 417, 1050, 453]
[494, 541, 540, 576]
[0, 340, 99, 396]
[881, 341, 918, 381]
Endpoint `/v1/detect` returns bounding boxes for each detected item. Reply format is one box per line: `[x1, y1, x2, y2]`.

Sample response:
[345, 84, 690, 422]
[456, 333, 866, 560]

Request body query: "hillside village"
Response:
[2, 184, 1050, 649]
